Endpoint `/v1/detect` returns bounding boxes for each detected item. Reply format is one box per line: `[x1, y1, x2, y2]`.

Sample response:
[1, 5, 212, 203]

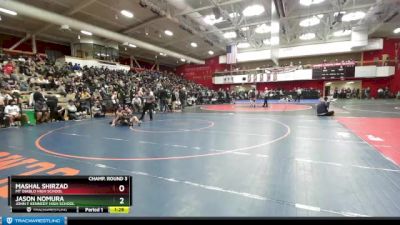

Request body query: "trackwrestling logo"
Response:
[1, 217, 65, 225]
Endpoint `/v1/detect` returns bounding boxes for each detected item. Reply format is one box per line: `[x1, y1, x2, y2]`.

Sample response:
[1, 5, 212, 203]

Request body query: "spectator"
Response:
[317, 97, 334, 116]
[0, 90, 12, 107]
[179, 87, 187, 109]
[296, 87, 302, 102]
[131, 95, 142, 113]
[365, 87, 371, 99]
[4, 99, 27, 126]
[57, 83, 67, 96]
[91, 100, 105, 118]
[173, 88, 181, 111]
[32, 87, 49, 124]
[66, 100, 79, 120]
[159, 87, 168, 113]
[3, 61, 14, 76]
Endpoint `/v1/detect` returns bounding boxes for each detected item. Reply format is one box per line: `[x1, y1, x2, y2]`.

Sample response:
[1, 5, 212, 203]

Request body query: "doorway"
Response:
[324, 80, 362, 98]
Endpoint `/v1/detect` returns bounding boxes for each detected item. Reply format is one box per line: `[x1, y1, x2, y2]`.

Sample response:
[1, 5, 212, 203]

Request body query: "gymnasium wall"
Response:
[177, 38, 400, 96]
[362, 38, 400, 95]
[236, 52, 362, 70]
[175, 56, 227, 88]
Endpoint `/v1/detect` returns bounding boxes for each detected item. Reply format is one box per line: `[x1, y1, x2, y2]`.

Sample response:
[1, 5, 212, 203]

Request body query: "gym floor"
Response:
[1, 99, 400, 217]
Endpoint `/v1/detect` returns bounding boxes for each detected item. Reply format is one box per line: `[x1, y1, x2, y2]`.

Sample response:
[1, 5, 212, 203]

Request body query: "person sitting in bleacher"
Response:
[53, 105, 66, 121]
[57, 83, 67, 97]
[91, 100, 105, 118]
[75, 101, 88, 119]
[131, 94, 142, 113]
[66, 100, 79, 120]
[4, 99, 27, 127]
[0, 89, 12, 108]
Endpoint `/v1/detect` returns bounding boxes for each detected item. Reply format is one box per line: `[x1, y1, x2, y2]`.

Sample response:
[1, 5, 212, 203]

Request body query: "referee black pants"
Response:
[140, 103, 153, 121]
[296, 94, 301, 102]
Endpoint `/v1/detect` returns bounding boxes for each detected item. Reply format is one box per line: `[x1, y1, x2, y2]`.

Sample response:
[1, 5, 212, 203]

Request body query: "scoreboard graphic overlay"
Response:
[8, 176, 132, 214]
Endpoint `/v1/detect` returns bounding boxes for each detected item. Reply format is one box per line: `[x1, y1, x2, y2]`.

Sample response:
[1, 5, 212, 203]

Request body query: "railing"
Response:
[213, 60, 398, 77]
[1, 48, 47, 58]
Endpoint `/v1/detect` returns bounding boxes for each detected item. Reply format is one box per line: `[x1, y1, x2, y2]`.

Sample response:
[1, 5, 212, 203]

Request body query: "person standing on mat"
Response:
[249, 88, 256, 108]
[316, 97, 334, 116]
[296, 87, 302, 102]
[140, 89, 155, 121]
[231, 90, 236, 104]
[262, 88, 269, 108]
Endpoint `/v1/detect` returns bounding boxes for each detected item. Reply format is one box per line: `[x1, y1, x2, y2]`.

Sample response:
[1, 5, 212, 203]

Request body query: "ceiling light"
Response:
[394, 28, 400, 34]
[128, 44, 137, 48]
[120, 10, 134, 18]
[203, 14, 223, 25]
[0, 7, 17, 16]
[180, 58, 186, 62]
[164, 30, 173, 36]
[255, 24, 271, 34]
[241, 27, 249, 31]
[342, 11, 365, 22]
[80, 30, 92, 36]
[208, 50, 214, 55]
[299, 0, 325, 6]
[159, 53, 167, 56]
[333, 29, 352, 37]
[237, 42, 250, 49]
[224, 31, 237, 39]
[263, 39, 271, 45]
[229, 12, 240, 18]
[191, 42, 198, 48]
[299, 33, 316, 40]
[299, 16, 320, 27]
[243, 5, 265, 17]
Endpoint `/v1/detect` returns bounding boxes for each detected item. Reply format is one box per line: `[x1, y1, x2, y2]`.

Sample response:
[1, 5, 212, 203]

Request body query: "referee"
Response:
[262, 88, 269, 108]
[139, 89, 155, 121]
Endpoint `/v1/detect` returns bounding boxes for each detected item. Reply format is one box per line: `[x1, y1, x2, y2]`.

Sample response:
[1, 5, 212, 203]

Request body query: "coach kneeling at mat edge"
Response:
[316, 97, 334, 116]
